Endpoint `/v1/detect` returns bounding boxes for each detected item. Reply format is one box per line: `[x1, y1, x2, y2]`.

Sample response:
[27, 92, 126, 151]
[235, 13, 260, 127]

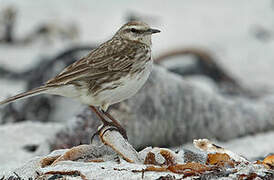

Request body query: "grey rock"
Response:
[111, 65, 274, 149]
[50, 65, 274, 150]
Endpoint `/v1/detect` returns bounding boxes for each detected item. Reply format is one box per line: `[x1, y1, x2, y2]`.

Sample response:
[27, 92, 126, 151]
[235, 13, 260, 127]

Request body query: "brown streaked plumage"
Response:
[0, 21, 160, 138]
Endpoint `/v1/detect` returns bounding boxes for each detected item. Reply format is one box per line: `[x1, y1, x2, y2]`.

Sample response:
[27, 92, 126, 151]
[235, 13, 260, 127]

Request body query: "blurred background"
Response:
[1, 0, 274, 174]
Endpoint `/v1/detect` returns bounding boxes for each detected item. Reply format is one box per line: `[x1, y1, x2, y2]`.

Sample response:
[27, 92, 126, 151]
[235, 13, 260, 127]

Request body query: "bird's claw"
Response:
[90, 121, 128, 143]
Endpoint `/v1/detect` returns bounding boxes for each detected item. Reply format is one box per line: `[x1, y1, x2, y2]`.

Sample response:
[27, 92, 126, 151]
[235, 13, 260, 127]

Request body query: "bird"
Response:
[0, 21, 160, 139]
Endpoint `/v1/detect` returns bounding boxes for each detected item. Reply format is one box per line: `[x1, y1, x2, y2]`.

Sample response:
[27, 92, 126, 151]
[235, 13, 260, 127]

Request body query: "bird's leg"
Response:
[89, 106, 127, 143]
[89, 106, 114, 143]
[100, 109, 128, 140]
[90, 105, 109, 125]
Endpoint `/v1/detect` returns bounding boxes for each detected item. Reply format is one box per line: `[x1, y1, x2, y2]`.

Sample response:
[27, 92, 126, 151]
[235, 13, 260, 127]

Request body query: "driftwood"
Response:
[154, 48, 260, 98]
[155, 48, 238, 88]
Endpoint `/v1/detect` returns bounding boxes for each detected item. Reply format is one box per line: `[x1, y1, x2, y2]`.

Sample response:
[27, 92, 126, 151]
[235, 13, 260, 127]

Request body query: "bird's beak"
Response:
[148, 28, 161, 34]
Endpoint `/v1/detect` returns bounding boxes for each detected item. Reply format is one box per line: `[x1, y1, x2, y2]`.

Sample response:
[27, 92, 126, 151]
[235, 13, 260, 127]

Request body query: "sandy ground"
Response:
[0, 121, 273, 178]
[0, 121, 63, 175]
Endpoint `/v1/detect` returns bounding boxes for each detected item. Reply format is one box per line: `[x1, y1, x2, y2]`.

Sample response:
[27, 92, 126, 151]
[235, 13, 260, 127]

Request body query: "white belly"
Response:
[99, 60, 152, 107]
[79, 60, 153, 110]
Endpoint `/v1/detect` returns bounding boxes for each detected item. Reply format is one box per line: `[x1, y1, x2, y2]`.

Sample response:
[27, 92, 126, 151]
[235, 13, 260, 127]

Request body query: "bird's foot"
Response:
[89, 105, 127, 143]
[90, 121, 128, 144]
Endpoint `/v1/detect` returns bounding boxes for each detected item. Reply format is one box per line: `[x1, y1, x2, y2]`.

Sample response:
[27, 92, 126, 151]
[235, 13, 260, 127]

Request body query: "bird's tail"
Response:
[0, 86, 49, 105]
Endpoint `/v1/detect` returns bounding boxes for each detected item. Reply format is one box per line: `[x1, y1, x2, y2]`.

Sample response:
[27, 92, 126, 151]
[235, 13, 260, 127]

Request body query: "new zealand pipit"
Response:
[0, 21, 160, 139]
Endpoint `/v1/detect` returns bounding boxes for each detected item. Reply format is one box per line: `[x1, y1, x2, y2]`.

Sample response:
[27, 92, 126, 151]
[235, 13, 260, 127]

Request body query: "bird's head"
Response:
[115, 21, 160, 46]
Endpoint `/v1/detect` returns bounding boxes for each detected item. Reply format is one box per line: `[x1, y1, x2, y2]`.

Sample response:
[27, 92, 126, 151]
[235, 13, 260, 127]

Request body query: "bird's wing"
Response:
[46, 38, 144, 86]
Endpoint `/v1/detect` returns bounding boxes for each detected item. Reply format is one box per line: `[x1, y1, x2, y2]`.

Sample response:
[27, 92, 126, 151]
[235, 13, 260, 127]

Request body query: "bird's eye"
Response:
[130, 28, 138, 33]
